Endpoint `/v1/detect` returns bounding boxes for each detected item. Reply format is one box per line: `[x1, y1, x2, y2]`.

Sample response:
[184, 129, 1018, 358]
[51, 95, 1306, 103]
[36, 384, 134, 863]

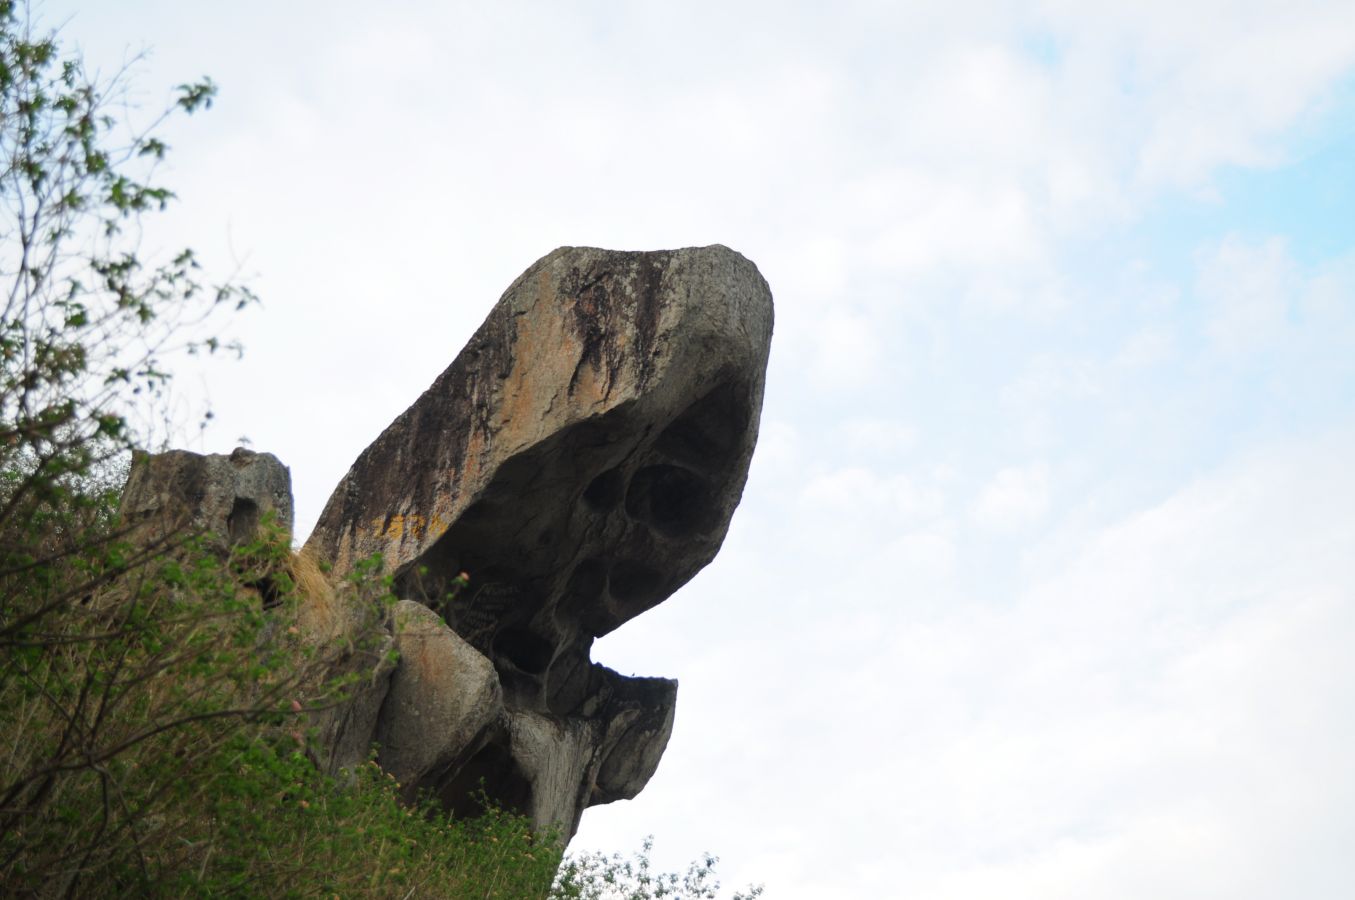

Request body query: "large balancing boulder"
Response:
[306, 244, 773, 839]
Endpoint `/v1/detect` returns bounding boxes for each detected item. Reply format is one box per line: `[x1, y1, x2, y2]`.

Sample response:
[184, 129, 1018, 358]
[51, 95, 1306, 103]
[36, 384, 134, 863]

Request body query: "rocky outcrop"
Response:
[117, 245, 773, 845]
[117, 447, 393, 778]
[119, 447, 293, 549]
[307, 244, 773, 840]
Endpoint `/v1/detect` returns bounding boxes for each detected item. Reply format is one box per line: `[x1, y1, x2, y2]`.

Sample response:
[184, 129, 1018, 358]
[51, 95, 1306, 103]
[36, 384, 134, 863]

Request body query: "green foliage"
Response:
[0, 0, 253, 531]
[554, 838, 764, 900]
[0, 521, 358, 892]
[146, 746, 564, 898]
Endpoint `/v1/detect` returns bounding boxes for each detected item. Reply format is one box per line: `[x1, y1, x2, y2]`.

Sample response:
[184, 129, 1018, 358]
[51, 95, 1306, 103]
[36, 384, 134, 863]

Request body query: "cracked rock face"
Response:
[307, 245, 773, 839]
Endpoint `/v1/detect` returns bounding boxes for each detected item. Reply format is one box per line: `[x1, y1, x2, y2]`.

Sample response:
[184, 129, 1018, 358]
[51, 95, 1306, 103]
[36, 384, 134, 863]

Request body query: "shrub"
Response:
[554, 838, 764, 900]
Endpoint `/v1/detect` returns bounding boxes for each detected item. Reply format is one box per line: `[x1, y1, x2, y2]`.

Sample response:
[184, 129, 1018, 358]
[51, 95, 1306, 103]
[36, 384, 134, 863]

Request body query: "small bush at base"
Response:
[163, 747, 562, 899]
[554, 838, 764, 900]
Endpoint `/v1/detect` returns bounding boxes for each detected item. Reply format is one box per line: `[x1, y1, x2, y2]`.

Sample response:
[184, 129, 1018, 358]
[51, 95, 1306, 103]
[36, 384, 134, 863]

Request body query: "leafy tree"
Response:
[0, 0, 248, 520]
[0, 2, 313, 890]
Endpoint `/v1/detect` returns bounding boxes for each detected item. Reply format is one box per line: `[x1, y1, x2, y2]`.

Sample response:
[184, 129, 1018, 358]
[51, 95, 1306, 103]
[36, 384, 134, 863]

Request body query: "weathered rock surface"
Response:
[376, 600, 502, 795]
[119, 447, 293, 548]
[505, 667, 677, 835]
[307, 245, 773, 840]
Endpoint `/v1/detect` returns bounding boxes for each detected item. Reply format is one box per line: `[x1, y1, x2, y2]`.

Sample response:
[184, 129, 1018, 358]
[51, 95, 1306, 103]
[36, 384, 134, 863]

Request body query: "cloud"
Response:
[1039, 0, 1355, 191]
[972, 463, 1052, 530]
[998, 355, 1103, 451]
[1112, 328, 1176, 369]
[1196, 235, 1297, 354]
[801, 465, 947, 523]
[805, 311, 885, 389]
[860, 176, 1046, 273]
[839, 417, 919, 457]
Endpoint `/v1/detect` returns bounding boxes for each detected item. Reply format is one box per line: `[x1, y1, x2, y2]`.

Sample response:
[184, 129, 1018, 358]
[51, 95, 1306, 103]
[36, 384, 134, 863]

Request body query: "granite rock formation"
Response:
[119, 447, 293, 550]
[307, 244, 773, 839]
[118, 447, 395, 779]
[118, 245, 773, 843]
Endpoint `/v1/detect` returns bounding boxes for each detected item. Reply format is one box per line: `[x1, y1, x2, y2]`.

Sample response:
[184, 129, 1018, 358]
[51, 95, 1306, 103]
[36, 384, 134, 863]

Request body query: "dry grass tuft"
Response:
[290, 546, 341, 636]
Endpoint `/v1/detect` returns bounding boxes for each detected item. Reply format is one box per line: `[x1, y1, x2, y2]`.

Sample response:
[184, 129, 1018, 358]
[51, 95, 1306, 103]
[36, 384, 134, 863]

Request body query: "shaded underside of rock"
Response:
[306, 245, 771, 694]
[397, 665, 676, 838]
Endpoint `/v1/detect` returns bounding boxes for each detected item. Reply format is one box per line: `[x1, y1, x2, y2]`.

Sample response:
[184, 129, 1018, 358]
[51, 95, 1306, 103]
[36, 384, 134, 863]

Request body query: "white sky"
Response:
[41, 1, 1355, 896]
